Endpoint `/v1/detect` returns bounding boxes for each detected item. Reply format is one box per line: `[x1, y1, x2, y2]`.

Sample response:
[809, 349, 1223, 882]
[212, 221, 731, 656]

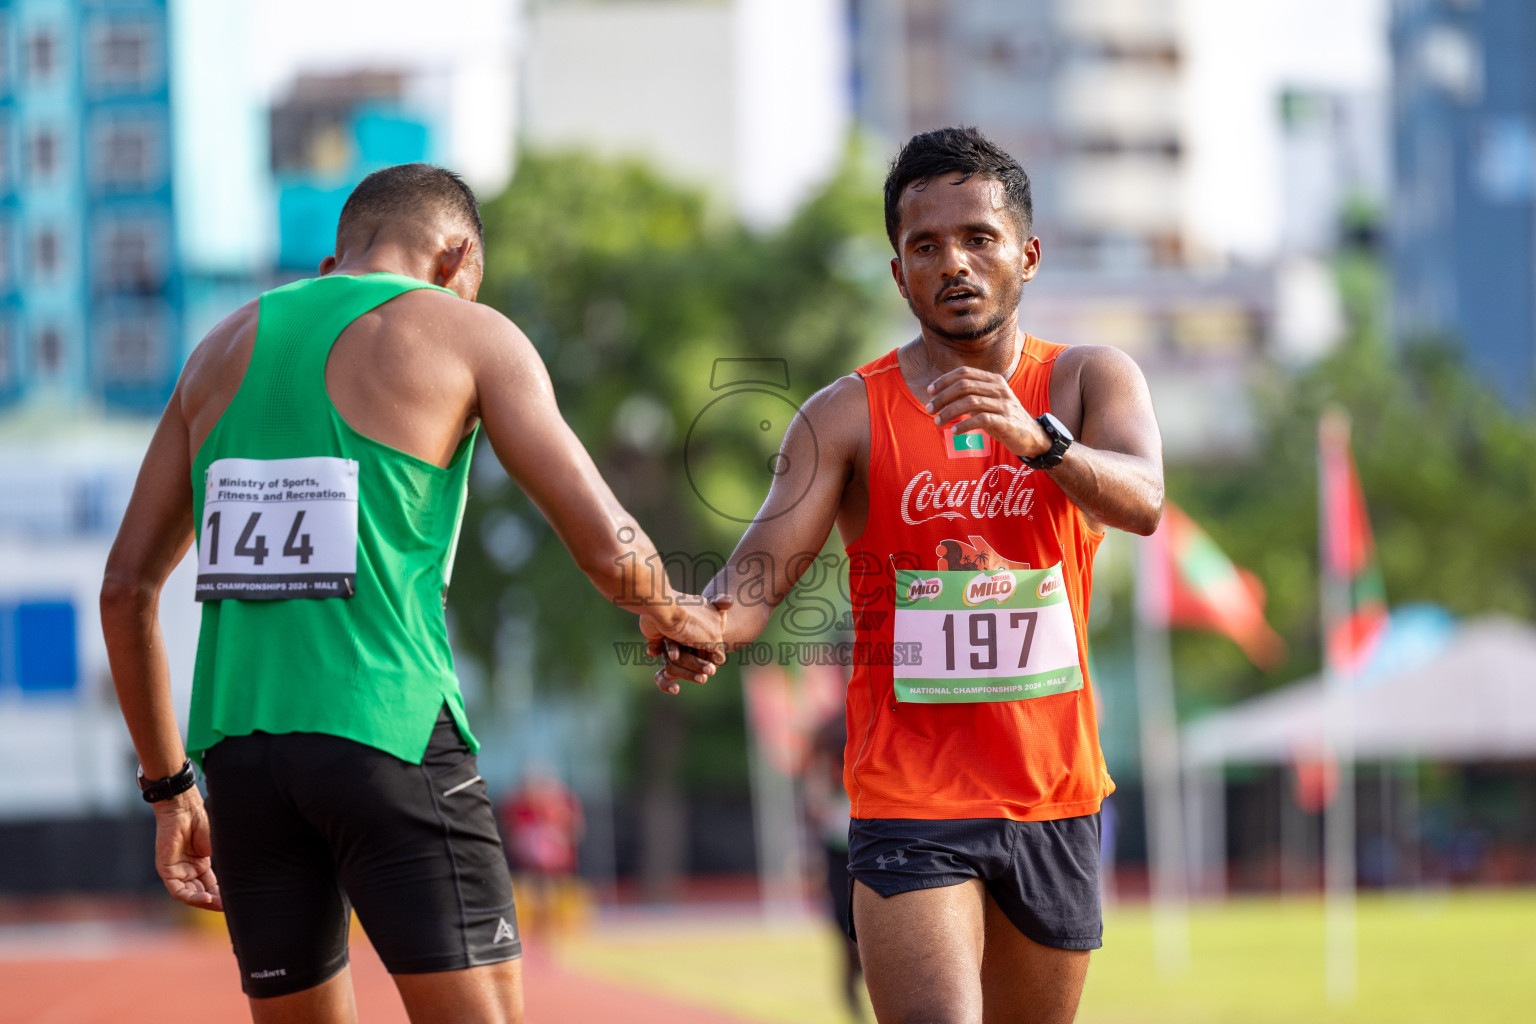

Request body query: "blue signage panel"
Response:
[5, 600, 80, 695]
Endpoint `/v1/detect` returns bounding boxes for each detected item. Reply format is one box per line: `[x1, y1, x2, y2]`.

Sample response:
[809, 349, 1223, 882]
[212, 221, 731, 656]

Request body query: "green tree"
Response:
[449, 148, 900, 895]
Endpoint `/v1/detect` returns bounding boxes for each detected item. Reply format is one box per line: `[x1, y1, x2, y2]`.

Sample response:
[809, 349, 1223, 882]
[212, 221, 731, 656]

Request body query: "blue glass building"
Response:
[0, 0, 179, 414]
[1392, 0, 1536, 406]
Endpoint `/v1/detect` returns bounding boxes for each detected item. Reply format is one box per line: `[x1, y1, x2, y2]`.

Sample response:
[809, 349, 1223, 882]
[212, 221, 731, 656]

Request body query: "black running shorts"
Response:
[203, 707, 521, 998]
[847, 814, 1102, 951]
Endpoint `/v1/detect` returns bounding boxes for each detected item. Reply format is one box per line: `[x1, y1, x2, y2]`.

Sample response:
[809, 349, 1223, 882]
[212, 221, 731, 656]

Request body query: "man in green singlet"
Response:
[101, 164, 726, 1024]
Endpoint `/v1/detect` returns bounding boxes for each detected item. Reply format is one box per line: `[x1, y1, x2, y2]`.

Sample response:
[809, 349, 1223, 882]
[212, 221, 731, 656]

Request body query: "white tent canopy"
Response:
[1184, 616, 1536, 768]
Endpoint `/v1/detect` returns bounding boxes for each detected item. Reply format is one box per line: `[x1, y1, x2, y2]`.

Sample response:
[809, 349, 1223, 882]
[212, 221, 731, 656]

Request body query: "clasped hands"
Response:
[641, 595, 733, 695]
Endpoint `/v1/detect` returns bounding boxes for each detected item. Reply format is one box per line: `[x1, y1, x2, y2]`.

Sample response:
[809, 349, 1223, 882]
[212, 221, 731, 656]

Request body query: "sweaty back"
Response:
[188, 273, 478, 765]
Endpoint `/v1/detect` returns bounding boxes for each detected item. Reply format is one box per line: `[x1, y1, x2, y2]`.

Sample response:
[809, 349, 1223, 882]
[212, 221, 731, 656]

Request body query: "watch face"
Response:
[1041, 412, 1073, 444]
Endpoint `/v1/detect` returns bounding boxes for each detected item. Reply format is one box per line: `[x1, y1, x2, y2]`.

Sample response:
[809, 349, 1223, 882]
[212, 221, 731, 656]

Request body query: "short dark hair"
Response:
[883, 126, 1032, 249]
[337, 162, 483, 249]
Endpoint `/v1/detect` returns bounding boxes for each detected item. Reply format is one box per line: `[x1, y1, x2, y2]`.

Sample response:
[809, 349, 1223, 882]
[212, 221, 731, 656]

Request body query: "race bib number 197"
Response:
[892, 564, 1082, 703]
[196, 456, 359, 601]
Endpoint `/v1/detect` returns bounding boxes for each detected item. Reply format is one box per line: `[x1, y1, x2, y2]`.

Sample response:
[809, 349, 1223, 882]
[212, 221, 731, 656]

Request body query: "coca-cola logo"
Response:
[1037, 575, 1063, 599]
[905, 576, 943, 602]
[900, 465, 1036, 526]
[963, 570, 1016, 606]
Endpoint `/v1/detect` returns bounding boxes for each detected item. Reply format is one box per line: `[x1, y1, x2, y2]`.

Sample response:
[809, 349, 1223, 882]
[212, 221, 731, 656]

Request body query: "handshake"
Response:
[639, 594, 736, 696]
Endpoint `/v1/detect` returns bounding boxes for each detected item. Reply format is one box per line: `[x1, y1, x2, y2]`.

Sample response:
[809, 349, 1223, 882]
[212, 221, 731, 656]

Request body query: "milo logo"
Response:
[1037, 574, 1063, 599]
[906, 576, 943, 602]
[963, 570, 1016, 606]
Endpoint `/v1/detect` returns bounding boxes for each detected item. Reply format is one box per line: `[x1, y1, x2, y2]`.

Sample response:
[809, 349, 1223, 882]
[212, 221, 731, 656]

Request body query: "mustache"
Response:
[935, 281, 983, 303]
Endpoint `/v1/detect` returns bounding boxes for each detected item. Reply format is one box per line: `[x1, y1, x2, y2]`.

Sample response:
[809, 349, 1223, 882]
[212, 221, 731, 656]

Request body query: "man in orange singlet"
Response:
[649, 127, 1164, 1023]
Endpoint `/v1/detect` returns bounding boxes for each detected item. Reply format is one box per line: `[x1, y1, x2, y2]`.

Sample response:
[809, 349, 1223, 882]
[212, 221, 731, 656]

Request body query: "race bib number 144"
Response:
[196, 456, 359, 601]
[892, 564, 1083, 703]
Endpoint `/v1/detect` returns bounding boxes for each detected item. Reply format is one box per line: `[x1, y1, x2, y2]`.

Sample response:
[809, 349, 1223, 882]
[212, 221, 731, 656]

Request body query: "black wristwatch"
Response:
[1022, 413, 1073, 470]
[137, 759, 197, 803]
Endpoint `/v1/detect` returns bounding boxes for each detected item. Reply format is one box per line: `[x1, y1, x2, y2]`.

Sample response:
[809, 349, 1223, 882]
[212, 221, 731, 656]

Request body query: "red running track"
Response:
[0, 929, 756, 1024]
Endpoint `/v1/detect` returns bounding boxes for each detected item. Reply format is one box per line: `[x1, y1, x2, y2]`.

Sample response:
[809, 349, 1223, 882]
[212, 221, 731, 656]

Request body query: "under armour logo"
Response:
[493, 917, 517, 944]
[876, 849, 909, 868]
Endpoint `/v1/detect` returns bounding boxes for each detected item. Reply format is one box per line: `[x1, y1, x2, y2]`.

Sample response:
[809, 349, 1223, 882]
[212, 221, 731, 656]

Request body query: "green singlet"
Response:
[187, 273, 478, 765]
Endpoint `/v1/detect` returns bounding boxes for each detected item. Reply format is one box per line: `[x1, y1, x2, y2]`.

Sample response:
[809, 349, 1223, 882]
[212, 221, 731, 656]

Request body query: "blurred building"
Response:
[1391, 0, 1536, 406]
[0, 413, 199, 890]
[0, 0, 182, 415]
[0, 3, 195, 884]
[853, 0, 1185, 272]
[1278, 88, 1385, 259]
[1260, 87, 1382, 368]
[521, 0, 849, 227]
[1020, 267, 1273, 459]
[270, 70, 436, 273]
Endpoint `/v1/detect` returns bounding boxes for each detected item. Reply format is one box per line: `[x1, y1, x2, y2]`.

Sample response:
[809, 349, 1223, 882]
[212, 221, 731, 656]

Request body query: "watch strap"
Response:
[1023, 414, 1071, 470]
[138, 759, 197, 803]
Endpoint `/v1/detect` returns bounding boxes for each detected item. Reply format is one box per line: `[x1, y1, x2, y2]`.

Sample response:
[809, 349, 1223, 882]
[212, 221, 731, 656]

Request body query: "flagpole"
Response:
[1319, 407, 1358, 1002]
[1134, 532, 1190, 977]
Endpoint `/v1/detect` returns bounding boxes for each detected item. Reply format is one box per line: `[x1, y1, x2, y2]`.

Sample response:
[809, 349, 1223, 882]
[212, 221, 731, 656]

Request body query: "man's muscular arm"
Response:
[102, 354, 220, 912]
[925, 344, 1163, 535]
[650, 376, 863, 691]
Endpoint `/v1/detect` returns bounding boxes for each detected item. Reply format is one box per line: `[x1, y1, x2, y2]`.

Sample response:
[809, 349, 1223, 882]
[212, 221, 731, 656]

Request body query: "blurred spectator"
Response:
[802, 714, 864, 1021]
[500, 769, 586, 937]
[1099, 795, 1119, 905]
[1446, 828, 1489, 884]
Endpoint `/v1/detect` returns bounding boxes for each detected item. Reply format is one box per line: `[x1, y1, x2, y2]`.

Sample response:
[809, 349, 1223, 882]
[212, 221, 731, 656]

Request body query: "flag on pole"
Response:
[1319, 411, 1388, 674]
[1290, 748, 1340, 813]
[1141, 503, 1287, 669]
[742, 663, 845, 919]
[1133, 531, 1191, 976]
[1318, 405, 1375, 1003]
[743, 662, 846, 776]
[743, 665, 803, 776]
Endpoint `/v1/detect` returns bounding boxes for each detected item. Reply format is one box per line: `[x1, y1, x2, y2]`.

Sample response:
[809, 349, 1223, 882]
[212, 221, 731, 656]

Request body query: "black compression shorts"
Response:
[847, 814, 1102, 951]
[824, 841, 853, 937]
[203, 707, 521, 998]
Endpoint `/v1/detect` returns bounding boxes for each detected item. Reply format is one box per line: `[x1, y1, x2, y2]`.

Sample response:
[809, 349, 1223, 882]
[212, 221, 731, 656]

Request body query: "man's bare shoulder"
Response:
[387, 287, 515, 328]
[1052, 343, 1150, 403]
[796, 372, 869, 457]
[180, 298, 260, 403]
[1054, 343, 1146, 384]
[386, 288, 534, 360]
[186, 298, 258, 368]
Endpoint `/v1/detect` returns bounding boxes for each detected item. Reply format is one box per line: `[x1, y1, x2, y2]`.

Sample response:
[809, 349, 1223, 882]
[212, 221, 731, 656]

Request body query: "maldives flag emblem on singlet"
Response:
[945, 424, 994, 459]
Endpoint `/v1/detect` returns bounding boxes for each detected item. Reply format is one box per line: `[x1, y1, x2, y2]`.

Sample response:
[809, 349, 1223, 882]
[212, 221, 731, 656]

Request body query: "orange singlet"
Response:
[843, 336, 1113, 822]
